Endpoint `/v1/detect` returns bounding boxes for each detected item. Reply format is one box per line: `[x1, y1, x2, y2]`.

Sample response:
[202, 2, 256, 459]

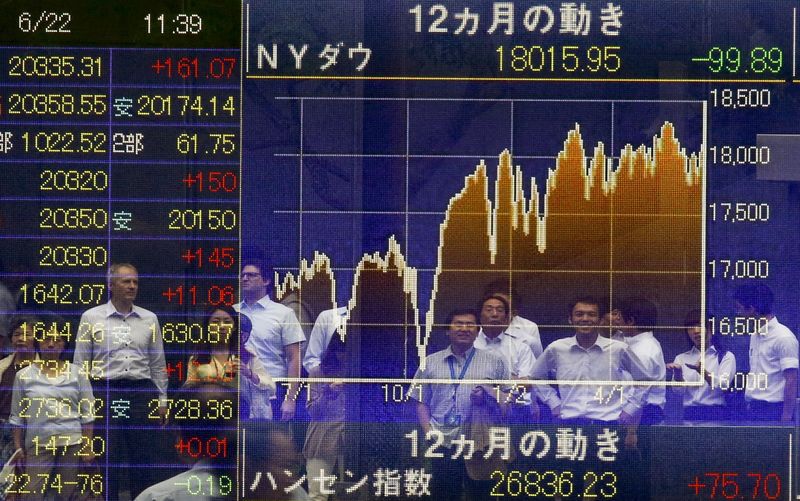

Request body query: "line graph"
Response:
[261, 96, 706, 378]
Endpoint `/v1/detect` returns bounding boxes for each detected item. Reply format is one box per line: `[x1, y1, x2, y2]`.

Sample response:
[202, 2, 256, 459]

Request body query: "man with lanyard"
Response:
[73, 263, 169, 500]
[410, 308, 509, 500]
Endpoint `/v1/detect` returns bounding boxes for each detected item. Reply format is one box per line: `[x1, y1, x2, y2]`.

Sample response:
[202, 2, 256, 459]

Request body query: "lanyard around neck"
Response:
[448, 349, 476, 381]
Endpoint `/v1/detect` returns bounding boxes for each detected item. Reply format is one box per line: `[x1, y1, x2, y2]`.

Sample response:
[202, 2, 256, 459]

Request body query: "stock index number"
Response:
[8, 55, 101, 78]
[150, 398, 234, 420]
[40, 170, 107, 192]
[497, 45, 621, 73]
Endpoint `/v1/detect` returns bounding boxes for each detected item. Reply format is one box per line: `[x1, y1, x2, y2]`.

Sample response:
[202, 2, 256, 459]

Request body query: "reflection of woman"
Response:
[667, 310, 737, 422]
[0, 317, 40, 499]
[10, 331, 94, 500]
[187, 307, 267, 385]
[303, 336, 346, 501]
[186, 307, 274, 418]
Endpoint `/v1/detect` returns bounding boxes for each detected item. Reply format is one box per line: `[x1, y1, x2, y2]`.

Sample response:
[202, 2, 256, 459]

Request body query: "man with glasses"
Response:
[235, 259, 305, 421]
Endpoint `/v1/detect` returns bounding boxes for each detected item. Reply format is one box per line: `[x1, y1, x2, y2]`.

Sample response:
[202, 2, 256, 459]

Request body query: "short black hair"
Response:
[733, 283, 774, 315]
[445, 308, 480, 328]
[241, 257, 272, 281]
[479, 293, 510, 317]
[244, 421, 295, 465]
[617, 296, 658, 329]
[568, 296, 601, 315]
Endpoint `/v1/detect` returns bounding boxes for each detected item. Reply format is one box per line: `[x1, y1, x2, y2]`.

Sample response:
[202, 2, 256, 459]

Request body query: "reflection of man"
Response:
[303, 306, 347, 376]
[617, 297, 666, 425]
[735, 284, 799, 423]
[530, 296, 651, 424]
[476, 294, 556, 421]
[73, 263, 168, 500]
[245, 422, 310, 500]
[483, 281, 543, 357]
[617, 297, 666, 501]
[410, 308, 509, 501]
[530, 297, 651, 498]
[234, 259, 305, 421]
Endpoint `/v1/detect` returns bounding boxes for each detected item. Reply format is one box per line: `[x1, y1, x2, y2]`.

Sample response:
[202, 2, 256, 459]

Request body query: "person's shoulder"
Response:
[546, 337, 574, 352]
[770, 319, 797, 341]
[132, 304, 158, 320]
[80, 303, 107, 318]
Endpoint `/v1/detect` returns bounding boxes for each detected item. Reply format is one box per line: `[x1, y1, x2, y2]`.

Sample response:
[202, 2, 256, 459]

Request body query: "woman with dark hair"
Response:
[303, 334, 347, 501]
[9, 326, 94, 500]
[186, 307, 274, 418]
[0, 316, 40, 498]
[667, 310, 737, 422]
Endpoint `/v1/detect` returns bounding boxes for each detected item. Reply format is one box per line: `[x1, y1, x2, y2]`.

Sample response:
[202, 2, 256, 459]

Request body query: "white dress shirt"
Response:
[475, 330, 557, 407]
[302, 307, 347, 373]
[746, 317, 799, 403]
[506, 315, 544, 358]
[234, 296, 306, 378]
[73, 301, 168, 405]
[624, 331, 666, 408]
[9, 363, 94, 450]
[530, 335, 650, 421]
[673, 346, 736, 407]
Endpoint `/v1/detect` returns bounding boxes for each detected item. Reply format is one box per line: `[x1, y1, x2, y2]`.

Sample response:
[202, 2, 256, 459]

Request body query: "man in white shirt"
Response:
[475, 294, 557, 421]
[482, 280, 544, 358]
[530, 296, 651, 499]
[616, 297, 666, 501]
[734, 284, 799, 423]
[530, 296, 650, 424]
[617, 297, 666, 425]
[234, 259, 305, 421]
[303, 306, 348, 376]
[411, 308, 509, 500]
[73, 263, 168, 501]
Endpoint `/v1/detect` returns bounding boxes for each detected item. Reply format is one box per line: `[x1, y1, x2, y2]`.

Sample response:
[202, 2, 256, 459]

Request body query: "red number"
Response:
[208, 171, 237, 192]
[706, 473, 721, 498]
[177, 57, 199, 78]
[764, 473, 780, 500]
[721, 473, 738, 499]
[747, 473, 761, 500]
[208, 57, 236, 78]
[207, 285, 234, 306]
[208, 247, 235, 269]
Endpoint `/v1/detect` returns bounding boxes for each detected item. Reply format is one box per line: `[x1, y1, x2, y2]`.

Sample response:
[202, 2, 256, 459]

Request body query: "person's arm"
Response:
[782, 368, 798, 422]
[529, 322, 544, 359]
[302, 312, 330, 373]
[620, 347, 651, 423]
[281, 342, 302, 421]
[147, 318, 169, 425]
[9, 373, 25, 461]
[247, 352, 276, 395]
[416, 401, 432, 434]
[72, 312, 93, 367]
[530, 348, 561, 417]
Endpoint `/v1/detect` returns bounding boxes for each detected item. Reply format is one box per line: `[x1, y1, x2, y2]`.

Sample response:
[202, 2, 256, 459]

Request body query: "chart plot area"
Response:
[262, 97, 706, 378]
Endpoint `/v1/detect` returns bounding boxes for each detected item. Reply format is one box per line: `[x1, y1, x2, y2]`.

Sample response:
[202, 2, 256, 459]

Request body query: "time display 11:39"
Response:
[144, 13, 202, 35]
